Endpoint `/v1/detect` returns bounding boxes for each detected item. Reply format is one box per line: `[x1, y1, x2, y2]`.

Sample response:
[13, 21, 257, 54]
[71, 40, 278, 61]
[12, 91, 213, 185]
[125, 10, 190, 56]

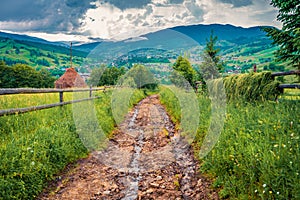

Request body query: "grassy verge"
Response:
[0, 88, 146, 199]
[0, 105, 87, 199]
[159, 86, 299, 199]
[202, 100, 299, 199]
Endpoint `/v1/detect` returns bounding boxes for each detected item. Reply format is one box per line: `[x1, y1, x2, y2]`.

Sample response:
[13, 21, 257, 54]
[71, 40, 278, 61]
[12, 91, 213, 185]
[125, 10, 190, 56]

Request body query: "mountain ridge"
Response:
[1, 23, 271, 53]
[1, 23, 283, 75]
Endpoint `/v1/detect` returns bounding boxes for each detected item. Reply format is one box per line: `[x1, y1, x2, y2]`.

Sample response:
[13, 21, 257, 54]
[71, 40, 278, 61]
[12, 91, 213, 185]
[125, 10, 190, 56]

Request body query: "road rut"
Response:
[40, 95, 218, 200]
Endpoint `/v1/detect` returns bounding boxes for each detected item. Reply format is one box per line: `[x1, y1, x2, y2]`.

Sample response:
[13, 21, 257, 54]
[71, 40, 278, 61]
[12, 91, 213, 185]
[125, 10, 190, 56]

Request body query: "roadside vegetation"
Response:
[0, 103, 87, 199]
[0, 89, 146, 199]
[159, 85, 299, 199]
[0, 1, 298, 199]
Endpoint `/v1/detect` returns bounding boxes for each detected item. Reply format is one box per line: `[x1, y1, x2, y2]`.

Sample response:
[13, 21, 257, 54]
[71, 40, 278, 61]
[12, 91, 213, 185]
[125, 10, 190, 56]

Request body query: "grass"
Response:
[0, 93, 73, 110]
[0, 88, 146, 199]
[0, 37, 86, 69]
[281, 88, 300, 100]
[159, 86, 300, 199]
[1, 85, 298, 199]
[202, 100, 300, 199]
[0, 105, 87, 199]
[159, 86, 200, 143]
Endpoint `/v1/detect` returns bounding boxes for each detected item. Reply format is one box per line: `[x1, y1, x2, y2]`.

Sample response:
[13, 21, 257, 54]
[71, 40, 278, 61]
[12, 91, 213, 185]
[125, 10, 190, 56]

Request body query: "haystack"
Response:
[55, 68, 87, 89]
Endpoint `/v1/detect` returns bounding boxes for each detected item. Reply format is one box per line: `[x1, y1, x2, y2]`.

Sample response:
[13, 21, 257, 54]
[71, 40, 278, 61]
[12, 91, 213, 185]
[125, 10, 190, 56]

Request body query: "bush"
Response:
[208, 72, 282, 102]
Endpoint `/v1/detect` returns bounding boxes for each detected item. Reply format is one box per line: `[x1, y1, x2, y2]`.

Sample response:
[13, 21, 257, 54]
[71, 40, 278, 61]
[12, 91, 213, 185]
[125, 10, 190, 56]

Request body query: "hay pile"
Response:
[55, 68, 87, 89]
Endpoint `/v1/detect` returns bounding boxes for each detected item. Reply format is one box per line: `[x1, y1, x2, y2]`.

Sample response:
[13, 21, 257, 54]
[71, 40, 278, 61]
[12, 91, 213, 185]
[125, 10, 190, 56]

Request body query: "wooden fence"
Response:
[271, 70, 300, 89]
[1, 70, 299, 117]
[0, 86, 110, 117]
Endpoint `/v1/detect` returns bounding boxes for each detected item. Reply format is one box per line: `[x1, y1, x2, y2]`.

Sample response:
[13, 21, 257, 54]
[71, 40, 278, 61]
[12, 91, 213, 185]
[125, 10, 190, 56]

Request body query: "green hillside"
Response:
[0, 37, 88, 77]
[0, 24, 296, 80]
[220, 36, 289, 74]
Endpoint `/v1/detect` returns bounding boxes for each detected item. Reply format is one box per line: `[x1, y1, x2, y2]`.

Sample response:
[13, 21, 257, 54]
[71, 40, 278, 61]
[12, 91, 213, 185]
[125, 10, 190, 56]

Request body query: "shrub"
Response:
[208, 72, 282, 102]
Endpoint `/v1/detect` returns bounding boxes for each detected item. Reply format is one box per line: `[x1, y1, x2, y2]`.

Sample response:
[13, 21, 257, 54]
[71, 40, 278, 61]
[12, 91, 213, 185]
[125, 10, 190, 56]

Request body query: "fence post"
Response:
[89, 85, 92, 98]
[253, 64, 257, 72]
[59, 91, 64, 103]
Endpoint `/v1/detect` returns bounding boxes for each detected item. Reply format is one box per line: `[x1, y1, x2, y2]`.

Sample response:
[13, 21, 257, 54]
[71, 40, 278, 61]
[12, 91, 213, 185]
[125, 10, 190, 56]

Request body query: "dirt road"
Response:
[40, 95, 218, 200]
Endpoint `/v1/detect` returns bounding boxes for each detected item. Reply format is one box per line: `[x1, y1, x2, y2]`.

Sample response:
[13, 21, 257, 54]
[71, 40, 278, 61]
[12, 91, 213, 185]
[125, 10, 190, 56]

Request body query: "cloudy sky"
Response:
[0, 0, 281, 42]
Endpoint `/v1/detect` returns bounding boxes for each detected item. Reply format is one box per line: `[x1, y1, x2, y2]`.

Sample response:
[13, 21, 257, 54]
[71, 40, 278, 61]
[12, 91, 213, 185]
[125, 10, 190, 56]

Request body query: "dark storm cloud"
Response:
[218, 0, 253, 7]
[168, 0, 185, 4]
[103, 0, 152, 10]
[0, 0, 46, 21]
[0, 0, 97, 32]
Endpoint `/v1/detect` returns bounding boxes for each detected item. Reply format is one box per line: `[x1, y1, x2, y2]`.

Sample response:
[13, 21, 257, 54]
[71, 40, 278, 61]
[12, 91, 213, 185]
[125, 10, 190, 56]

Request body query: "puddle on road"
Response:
[122, 106, 143, 200]
[39, 95, 218, 200]
[122, 130, 144, 200]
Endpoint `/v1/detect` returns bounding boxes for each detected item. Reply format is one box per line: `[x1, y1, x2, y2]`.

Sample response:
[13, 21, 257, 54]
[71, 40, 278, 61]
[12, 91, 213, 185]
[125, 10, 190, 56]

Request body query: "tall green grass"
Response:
[202, 100, 299, 199]
[0, 88, 146, 199]
[0, 106, 87, 199]
[0, 93, 72, 110]
[159, 86, 300, 199]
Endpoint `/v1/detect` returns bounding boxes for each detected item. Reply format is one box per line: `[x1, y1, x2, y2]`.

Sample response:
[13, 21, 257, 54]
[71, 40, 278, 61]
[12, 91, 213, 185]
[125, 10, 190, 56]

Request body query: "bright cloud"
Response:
[0, 0, 280, 42]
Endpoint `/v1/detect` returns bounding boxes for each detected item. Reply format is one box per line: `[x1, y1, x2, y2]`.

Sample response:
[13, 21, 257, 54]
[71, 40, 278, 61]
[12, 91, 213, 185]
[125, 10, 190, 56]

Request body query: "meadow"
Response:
[0, 85, 299, 199]
[0, 88, 146, 199]
[159, 86, 300, 199]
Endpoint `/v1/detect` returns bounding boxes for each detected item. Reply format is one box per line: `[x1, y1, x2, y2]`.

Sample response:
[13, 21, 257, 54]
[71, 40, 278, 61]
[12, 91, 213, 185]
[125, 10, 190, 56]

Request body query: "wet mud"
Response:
[39, 95, 218, 200]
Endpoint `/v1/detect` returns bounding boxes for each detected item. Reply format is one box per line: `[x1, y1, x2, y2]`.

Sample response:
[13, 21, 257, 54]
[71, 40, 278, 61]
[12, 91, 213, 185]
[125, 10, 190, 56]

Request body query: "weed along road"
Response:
[40, 95, 218, 200]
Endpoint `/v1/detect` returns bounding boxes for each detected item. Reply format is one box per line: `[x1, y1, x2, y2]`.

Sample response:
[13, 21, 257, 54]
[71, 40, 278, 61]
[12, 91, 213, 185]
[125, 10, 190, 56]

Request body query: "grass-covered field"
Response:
[0, 93, 71, 110]
[0, 37, 86, 70]
[159, 86, 300, 199]
[0, 88, 146, 199]
[0, 85, 299, 199]
[0, 104, 87, 199]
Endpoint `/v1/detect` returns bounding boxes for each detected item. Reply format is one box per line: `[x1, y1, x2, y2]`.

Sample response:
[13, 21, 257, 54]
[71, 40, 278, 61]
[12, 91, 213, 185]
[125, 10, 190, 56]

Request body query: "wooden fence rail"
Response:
[271, 70, 300, 77]
[271, 70, 300, 90]
[0, 97, 99, 117]
[278, 84, 300, 89]
[0, 86, 108, 95]
[0, 86, 110, 117]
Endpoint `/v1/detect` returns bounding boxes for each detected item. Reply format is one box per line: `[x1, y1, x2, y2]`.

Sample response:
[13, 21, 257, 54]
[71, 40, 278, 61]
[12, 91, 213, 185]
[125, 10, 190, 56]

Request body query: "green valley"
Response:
[0, 24, 297, 84]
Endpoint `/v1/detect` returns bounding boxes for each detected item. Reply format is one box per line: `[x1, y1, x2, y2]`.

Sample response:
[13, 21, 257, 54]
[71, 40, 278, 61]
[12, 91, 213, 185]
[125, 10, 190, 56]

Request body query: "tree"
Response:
[0, 61, 14, 88]
[200, 31, 224, 80]
[99, 66, 125, 86]
[171, 55, 197, 88]
[263, 0, 300, 70]
[88, 65, 106, 86]
[0, 62, 55, 88]
[124, 64, 157, 89]
[88, 65, 125, 86]
[38, 68, 55, 88]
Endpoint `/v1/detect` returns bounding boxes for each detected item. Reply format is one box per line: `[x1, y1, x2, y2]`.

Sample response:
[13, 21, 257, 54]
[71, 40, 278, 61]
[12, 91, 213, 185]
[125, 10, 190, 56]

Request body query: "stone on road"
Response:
[39, 95, 218, 200]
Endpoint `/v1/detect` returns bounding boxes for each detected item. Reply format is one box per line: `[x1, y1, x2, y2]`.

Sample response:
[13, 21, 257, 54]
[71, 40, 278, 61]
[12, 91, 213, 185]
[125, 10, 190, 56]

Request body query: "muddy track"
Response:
[39, 95, 218, 200]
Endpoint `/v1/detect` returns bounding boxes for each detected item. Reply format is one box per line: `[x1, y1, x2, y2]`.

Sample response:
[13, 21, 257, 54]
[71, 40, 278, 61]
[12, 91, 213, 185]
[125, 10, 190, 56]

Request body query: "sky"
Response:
[0, 0, 281, 42]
